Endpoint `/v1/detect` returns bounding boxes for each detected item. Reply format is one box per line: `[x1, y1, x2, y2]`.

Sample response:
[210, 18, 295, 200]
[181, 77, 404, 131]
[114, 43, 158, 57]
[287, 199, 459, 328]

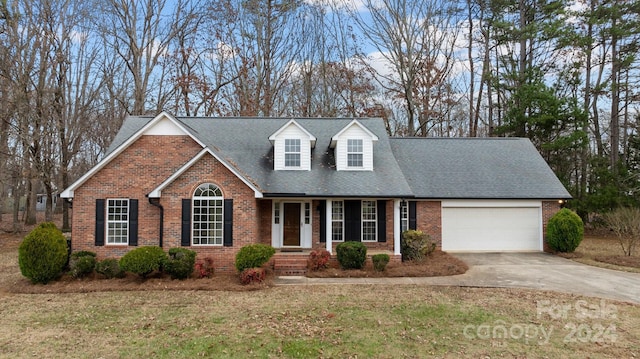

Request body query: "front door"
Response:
[283, 203, 301, 246]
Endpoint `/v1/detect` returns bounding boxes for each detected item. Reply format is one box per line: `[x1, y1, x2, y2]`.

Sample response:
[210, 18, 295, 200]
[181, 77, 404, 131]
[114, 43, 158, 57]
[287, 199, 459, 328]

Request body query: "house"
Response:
[60, 112, 571, 272]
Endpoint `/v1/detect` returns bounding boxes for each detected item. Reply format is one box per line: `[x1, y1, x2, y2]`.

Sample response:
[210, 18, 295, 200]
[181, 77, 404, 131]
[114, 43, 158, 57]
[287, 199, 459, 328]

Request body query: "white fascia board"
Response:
[268, 119, 317, 147]
[60, 111, 204, 198]
[148, 148, 263, 199]
[330, 119, 379, 148]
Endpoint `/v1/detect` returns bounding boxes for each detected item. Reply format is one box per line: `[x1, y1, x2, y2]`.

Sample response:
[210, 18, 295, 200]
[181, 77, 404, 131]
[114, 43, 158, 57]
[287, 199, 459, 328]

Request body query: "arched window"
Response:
[192, 183, 224, 245]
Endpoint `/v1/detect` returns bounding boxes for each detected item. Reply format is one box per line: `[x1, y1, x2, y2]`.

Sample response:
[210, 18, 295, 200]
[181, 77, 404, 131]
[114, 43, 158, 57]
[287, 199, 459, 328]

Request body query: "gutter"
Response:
[148, 197, 164, 247]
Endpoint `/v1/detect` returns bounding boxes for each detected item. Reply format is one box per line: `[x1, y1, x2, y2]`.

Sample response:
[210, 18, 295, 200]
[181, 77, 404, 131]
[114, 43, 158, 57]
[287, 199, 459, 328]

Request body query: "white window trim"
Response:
[347, 138, 364, 168]
[331, 200, 344, 242]
[192, 183, 224, 246]
[400, 201, 409, 233]
[106, 198, 129, 245]
[284, 138, 301, 168]
[361, 200, 377, 242]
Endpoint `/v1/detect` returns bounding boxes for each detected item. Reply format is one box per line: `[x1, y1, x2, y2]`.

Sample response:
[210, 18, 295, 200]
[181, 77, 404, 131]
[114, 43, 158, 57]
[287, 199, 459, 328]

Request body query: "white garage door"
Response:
[441, 205, 541, 251]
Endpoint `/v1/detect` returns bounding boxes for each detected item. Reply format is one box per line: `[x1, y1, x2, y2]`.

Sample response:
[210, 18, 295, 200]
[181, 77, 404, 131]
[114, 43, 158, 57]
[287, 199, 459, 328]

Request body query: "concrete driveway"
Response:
[446, 253, 640, 304]
[276, 253, 640, 304]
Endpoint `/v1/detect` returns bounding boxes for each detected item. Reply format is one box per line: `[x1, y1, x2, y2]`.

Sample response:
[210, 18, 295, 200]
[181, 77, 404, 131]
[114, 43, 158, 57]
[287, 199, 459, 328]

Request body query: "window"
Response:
[107, 199, 129, 244]
[192, 183, 224, 245]
[347, 139, 363, 167]
[285, 139, 301, 167]
[331, 201, 344, 242]
[400, 201, 409, 232]
[304, 202, 310, 224]
[362, 200, 377, 242]
[274, 202, 280, 224]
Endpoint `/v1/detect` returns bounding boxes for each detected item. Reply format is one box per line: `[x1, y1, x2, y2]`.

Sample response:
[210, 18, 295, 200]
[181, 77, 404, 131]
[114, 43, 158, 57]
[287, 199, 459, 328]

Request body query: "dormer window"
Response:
[285, 139, 301, 167]
[347, 139, 363, 168]
[269, 120, 316, 171]
[330, 120, 378, 171]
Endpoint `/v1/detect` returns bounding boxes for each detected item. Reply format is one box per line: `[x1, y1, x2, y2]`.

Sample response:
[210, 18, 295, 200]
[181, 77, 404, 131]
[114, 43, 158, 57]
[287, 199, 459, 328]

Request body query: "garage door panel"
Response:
[442, 207, 541, 251]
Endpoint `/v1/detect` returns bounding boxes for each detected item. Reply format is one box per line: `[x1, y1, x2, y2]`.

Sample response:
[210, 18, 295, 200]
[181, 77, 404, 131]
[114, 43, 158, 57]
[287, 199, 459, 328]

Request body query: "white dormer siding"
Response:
[331, 120, 378, 171]
[269, 120, 316, 171]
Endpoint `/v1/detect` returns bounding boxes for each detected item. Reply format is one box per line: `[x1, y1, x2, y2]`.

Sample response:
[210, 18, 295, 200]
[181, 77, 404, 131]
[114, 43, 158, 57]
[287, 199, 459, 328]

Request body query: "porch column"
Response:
[393, 199, 401, 256]
[325, 200, 333, 254]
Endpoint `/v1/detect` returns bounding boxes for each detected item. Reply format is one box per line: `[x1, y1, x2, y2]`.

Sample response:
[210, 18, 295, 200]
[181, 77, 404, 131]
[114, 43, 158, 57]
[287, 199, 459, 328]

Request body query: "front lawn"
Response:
[1, 285, 638, 358]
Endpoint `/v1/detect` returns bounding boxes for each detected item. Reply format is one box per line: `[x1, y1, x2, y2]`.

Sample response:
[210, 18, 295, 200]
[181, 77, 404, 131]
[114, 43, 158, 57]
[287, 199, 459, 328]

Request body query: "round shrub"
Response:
[96, 258, 125, 279]
[71, 251, 97, 259]
[546, 208, 584, 253]
[401, 230, 436, 262]
[336, 242, 367, 269]
[69, 255, 96, 279]
[372, 253, 390, 272]
[235, 244, 276, 272]
[18, 222, 68, 284]
[119, 246, 167, 278]
[164, 248, 197, 280]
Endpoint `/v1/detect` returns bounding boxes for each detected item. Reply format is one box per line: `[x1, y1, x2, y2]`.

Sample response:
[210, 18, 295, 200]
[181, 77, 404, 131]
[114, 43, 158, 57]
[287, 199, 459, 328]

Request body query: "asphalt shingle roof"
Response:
[107, 115, 570, 199]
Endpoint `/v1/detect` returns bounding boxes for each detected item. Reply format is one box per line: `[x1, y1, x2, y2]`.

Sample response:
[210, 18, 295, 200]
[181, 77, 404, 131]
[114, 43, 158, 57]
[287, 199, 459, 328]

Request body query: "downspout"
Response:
[148, 197, 164, 248]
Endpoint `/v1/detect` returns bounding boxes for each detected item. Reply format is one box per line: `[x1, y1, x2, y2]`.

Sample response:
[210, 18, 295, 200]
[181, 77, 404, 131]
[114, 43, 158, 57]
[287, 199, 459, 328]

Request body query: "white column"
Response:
[393, 199, 401, 256]
[325, 200, 333, 254]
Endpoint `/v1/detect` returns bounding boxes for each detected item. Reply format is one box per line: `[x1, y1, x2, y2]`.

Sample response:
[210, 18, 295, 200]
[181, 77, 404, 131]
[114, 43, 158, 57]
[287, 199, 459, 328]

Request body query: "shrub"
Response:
[235, 244, 276, 272]
[71, 251, 97, 259]
[401, 230, 436, 262]
[336, 242, 367, 269]
[372, 253, 390, 272]
[240, 267, 266, 285]
[96, 258, 125, 279]
[307, 249, 331, 271]
[69, 255, 96, 279]
[195, 257, 215, 278]
[164, 248, 197, 280]
[18, 222, 68, 284]
[603, 207, 640, 256]
[546, 208, 584, 253]
[119, 246, 167, 278]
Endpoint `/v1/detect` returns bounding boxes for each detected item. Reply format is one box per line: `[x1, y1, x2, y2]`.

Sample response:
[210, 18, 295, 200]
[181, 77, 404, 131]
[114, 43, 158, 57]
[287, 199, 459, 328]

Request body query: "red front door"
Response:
[283, 203, 301, 246]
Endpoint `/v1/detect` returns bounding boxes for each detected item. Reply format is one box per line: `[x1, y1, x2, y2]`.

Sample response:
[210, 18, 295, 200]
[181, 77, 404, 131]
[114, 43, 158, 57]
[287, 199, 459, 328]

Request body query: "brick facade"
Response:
[414, 201, 442, 248]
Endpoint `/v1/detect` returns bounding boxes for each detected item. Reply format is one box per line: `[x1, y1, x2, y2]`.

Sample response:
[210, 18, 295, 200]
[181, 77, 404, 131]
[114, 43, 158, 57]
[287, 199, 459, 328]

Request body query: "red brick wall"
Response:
[415, 201, 442, 248]
[542, 200, 562, 252]
[71, 135, 263, 273]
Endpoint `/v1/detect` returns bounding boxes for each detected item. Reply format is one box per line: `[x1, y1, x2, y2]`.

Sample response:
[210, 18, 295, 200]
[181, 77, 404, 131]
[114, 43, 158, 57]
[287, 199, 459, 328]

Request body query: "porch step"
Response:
[272, 253, 309, 276]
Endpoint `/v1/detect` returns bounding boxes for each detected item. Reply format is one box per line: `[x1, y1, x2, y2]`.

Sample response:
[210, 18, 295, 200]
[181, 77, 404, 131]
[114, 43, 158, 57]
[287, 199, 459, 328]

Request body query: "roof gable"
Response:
[268, 119, 317, 147]
[330, 119, 378, 148]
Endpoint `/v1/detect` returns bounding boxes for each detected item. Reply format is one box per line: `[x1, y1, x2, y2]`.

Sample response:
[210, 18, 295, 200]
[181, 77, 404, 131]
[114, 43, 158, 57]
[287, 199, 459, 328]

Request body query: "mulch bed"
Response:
[306, 250, 468, 278]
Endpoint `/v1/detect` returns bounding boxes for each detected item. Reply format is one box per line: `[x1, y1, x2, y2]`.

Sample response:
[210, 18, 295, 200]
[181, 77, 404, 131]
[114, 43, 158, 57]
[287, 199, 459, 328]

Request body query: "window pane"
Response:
[192, 184, 224, 245]
[106, 199, 129, 244]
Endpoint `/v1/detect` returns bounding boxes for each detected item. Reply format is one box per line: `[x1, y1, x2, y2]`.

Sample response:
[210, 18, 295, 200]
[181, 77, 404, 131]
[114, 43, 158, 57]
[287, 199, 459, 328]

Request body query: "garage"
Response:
[441, 201, 542, 251]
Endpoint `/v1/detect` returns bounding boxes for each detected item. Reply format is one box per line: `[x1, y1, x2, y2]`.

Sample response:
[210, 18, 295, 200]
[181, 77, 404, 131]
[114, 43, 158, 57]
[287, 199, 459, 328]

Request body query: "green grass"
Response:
[1, 286, 638, 358]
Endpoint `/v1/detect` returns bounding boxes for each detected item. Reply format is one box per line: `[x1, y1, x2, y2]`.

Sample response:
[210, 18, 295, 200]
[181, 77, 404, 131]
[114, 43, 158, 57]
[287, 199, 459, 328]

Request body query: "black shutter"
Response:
[95, 199, 105, 246]
[344, 200, 361, 241]
[377, 200, 386, 242]
[409, 201, 417, 230]
[319, 200, 326, 243]
[181, 199, 191, 246]
[223, 199, 233, 247]
[128, 199, 138, 246]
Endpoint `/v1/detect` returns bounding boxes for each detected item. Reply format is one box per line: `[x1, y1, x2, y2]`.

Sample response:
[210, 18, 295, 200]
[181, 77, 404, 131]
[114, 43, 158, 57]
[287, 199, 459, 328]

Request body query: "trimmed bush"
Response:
[336, 242, 367, 269]
[372, 253, 390, 272]
[307, 249, 331, 271]
[235, 244, 276, 272]
[240, 267, 266, 285]
[546, 208, 584, 253]
[195, 257, 214, 278]
[71, 251, 97, 259]
[119, 246, 167, 278]
[19, 222, 68, 284]
[164, 248, 197, 280]
[96, 258, 125, 279]
[401, 230, 436, 262]
[69, 255, 96, 279]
